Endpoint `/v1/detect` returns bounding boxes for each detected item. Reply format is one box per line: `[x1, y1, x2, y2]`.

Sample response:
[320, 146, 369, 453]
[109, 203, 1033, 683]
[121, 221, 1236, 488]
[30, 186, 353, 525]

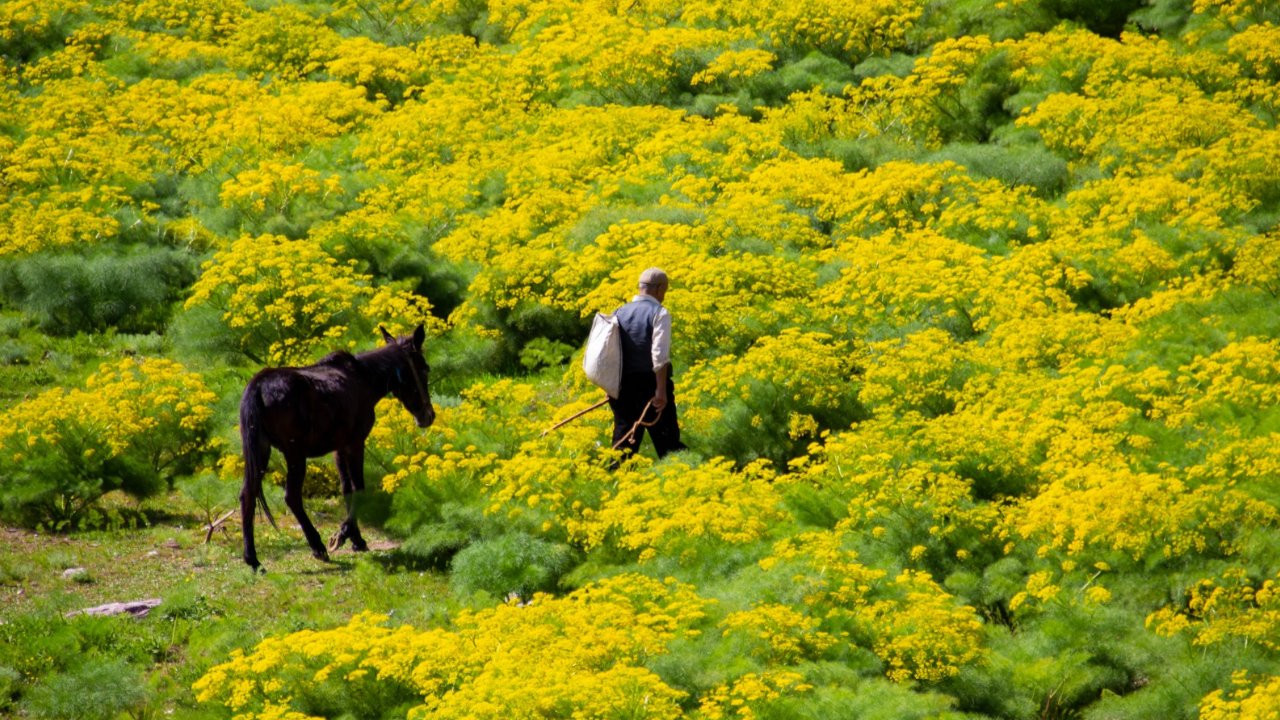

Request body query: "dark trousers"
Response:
[609, 370, 686, 460]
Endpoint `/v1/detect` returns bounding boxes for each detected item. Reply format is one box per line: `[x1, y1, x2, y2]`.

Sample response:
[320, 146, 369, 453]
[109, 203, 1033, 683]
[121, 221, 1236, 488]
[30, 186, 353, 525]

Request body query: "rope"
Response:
[612, 400, 663, 450]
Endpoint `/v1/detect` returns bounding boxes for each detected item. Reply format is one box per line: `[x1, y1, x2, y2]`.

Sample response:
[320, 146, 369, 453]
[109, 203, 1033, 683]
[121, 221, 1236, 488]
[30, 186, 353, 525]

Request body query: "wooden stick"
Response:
[204, 509, 237, 544]
[541, 398, 610, 436]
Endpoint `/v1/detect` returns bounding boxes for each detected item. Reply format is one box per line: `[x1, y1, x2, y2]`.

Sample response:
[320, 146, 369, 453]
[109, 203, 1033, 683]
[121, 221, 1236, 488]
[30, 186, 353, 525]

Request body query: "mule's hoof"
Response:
[312, 548, 331, 563]
[330, 523, 366, 552]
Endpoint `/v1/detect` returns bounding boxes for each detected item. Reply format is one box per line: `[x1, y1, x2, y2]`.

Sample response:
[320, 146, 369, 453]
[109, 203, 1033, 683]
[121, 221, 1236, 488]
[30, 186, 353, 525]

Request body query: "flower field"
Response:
[1, 0, 1280, 717]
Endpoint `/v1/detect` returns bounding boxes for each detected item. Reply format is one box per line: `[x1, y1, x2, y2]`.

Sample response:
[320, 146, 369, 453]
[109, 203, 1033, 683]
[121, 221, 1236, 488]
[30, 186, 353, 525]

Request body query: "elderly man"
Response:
[609, 267, 687, 459]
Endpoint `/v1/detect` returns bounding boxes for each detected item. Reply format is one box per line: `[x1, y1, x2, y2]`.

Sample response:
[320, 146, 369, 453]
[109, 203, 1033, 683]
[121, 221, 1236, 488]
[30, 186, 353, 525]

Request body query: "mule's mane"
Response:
[309, 341, 418, 397]
[317, 350, 358, 368]
[313, 345, 406, 385]
[354, 341, 413, 379]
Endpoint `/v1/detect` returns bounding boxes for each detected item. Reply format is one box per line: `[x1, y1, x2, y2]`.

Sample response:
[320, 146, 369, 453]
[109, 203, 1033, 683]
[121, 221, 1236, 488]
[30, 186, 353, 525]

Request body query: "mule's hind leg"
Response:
[330, 445, 369, 552]
[283, 452, 329, 562]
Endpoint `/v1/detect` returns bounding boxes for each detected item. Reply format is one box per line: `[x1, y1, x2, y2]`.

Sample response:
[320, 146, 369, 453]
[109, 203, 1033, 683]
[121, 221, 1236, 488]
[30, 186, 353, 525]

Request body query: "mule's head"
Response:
[381, 323, 435, 428]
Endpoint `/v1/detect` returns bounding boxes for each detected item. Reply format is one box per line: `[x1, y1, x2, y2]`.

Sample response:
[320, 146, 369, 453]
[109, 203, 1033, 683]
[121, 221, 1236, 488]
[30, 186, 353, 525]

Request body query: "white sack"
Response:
[583, 312, 622, 398]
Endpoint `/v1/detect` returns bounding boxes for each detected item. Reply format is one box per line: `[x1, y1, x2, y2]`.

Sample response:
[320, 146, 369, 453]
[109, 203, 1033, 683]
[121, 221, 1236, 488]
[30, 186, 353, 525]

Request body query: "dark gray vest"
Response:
[614, 299, 661, 374]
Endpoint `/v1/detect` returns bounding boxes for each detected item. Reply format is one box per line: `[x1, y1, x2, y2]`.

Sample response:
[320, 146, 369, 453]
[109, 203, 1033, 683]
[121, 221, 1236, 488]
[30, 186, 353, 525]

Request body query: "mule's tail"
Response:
[240, 383, 278, 531]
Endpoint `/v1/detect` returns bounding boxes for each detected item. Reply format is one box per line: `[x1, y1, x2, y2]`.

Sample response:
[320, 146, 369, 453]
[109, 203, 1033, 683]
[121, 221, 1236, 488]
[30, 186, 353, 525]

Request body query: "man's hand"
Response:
[651, 388, 668, 411]
[652, 364, 670, 411]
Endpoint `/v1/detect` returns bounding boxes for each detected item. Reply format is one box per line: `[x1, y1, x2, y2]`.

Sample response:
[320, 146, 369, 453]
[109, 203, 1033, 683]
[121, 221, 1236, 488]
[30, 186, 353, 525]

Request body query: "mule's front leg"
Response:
[330, 446, 369, 552]
[284, 453, 329, 562]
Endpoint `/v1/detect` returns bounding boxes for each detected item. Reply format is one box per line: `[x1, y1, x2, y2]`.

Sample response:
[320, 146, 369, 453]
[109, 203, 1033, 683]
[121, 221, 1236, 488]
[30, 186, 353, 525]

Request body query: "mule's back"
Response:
[246, 352, 385, 457]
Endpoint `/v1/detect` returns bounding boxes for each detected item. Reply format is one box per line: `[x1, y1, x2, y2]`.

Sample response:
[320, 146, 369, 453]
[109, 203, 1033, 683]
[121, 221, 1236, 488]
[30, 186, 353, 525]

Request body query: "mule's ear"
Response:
[379, 325, 395, 344]
[412, 323, 425, 349]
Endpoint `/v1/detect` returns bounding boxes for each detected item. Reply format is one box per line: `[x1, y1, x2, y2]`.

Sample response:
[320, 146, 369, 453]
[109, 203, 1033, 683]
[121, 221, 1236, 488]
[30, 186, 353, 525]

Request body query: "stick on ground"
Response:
[204, 509, 237, 544]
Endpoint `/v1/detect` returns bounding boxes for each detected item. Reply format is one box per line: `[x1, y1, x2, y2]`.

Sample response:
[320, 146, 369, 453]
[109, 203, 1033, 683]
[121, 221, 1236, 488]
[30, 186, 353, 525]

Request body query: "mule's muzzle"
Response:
[417, 406, 436, 429]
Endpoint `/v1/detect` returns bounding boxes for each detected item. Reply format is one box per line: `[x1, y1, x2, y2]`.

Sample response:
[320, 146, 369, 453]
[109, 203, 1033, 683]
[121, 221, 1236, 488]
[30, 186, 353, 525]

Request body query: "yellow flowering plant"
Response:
[1200, 672, 1280, 720]
[1147, 567, 1280, 652]
[218, 161, 344, 220]
[194, 574, 708, 719]
[696, 670, 813, 720]
[718, 604, 837, 664]
[681, 330, 862, 464]
[0, 358, 217, 529]
[182, 233, 440, 365]
[569, 458, 787, 562]
[758, 530, 984, 682]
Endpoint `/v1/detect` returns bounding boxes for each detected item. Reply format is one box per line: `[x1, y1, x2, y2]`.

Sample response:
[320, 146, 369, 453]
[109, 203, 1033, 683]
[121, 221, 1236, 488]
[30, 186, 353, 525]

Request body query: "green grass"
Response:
[0, 493, 451, 717]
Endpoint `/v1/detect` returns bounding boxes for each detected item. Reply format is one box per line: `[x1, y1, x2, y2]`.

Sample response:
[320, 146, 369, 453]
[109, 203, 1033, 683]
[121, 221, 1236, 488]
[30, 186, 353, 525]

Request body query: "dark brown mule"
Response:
[239, 325, 434, 570]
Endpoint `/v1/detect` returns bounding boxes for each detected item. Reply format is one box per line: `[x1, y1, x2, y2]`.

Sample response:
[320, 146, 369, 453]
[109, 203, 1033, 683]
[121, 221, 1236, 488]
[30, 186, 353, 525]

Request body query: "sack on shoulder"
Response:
[583, 313, 622, 398]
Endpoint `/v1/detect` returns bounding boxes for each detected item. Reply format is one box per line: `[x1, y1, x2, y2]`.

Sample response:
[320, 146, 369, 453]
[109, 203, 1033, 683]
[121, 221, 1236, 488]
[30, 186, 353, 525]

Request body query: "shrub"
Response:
[0, 246, 196, 335]
[1130, 0, 1196, 34]
[20, 658, 148, 720]
[177, 471, 237, 535]
[0, 399, 158, 529]
[194, 576, 703, 719]
[683, 331, 866, 466]
[518, 337, 574, 371]
[910, 0, 1058, 44]
[0, 358, 217, 529]
[0, 0, 94, 63]
[570, 458, 787, 564]
[181, 233, 441, 365]
[224, 4, 339, 79]
[759, 674, 966, 720]
[749, 51, 858, 106]
[449, 531, 576, 599]
[216, 159, 348, 236]
[926, 142, 1070, 197]
[758, 530, 985, 683]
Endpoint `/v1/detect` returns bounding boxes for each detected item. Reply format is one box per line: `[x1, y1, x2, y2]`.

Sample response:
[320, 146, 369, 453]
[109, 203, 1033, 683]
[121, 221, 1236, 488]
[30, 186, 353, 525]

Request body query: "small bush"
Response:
[926, 142, 1070, 197]
[761, 675, 965, 720]
[519, 337, 574, 371]
[0, 246, 195, 336]
[1130, 0, 1195, 35]
[177, 471, 238, 534]
[684, 332, 866, 467]
[751, 51, 859, 105]
[0, 0, 94, 63]
[20, 658, 148, 720]
[401, 522, 474, 570]
[179, 233, 438, 366]
[0, 416, 159, 530]
[911, 0, 1056, 44]
[0, 358, 217, 529]
[158, 584, 217, 622]
[449, 531, 576, 599]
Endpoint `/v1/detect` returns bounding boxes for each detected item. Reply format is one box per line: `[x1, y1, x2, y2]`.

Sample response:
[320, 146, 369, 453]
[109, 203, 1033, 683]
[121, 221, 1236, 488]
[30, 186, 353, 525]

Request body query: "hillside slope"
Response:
[1, 0, 1279, 717]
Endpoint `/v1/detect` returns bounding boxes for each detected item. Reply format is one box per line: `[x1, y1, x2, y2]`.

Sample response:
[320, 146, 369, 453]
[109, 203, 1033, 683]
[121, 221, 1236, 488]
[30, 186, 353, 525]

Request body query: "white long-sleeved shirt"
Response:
[631, 294, 671, 371]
